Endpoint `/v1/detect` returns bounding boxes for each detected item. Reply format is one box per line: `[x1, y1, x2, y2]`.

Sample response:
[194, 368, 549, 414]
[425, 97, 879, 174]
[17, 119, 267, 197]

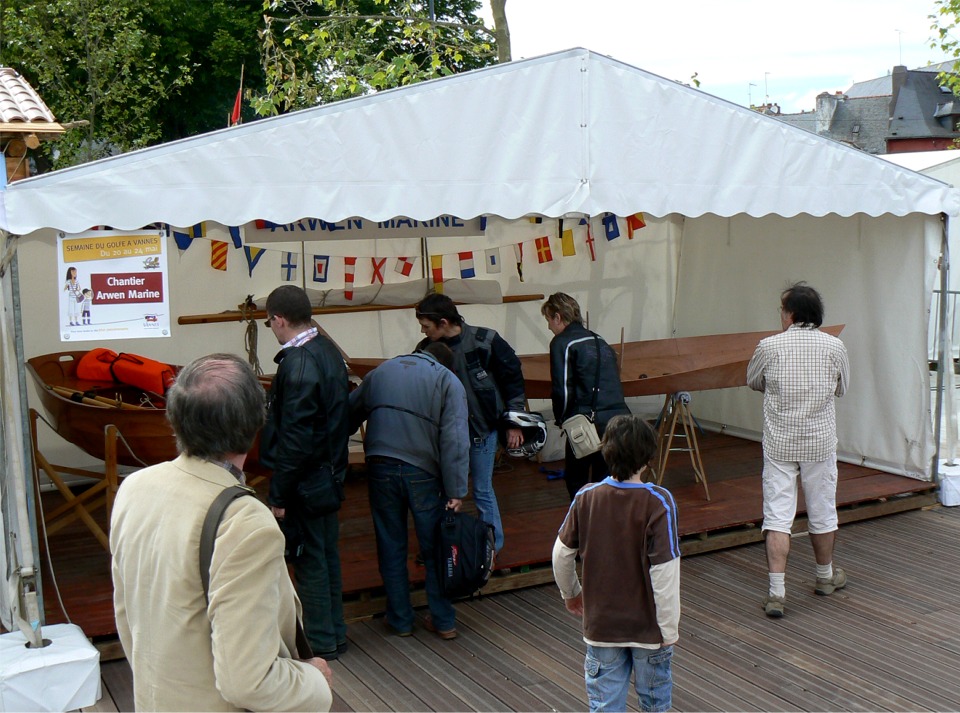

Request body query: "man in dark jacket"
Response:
[264, 285, 350, 660]
[542, 292, 630, 499]
[414, 293, 526, 557]
[349, 342, 469, 639]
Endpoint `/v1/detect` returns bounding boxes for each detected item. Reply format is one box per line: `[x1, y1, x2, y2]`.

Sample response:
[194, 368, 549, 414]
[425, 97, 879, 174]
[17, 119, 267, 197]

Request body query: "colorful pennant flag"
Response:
[313, 255, 330, 283]
[485, 248, 501, 274]
[371, 257, 386, 284]
[344, 256, 357, 300]
[581, 218, 596, 262]
[602, 213, 621, 241]
[281, 252, 298, 282]
[459, 251, 476, 279]
[535, 236, 553, 264]
[395, 256, 417, 277]
[513, 244, 524, 281]
[173, 222, 205, 251]
[244, 246, 265, 277]
[229, 225, 243, 249]
[561, 228, 577, 257]
[626, 212, 646, 239]
[211, 240, 228, 271]
[430, 255, 444, 294]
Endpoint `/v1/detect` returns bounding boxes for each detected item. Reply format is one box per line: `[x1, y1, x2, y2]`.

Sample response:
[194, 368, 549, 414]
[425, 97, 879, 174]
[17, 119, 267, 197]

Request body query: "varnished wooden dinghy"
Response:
[27, 351, 179, 467]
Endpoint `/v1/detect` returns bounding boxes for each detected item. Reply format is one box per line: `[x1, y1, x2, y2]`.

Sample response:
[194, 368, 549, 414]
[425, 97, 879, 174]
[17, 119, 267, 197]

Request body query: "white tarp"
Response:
[2, 49, 957, 581]
[0, 48, 957, 235]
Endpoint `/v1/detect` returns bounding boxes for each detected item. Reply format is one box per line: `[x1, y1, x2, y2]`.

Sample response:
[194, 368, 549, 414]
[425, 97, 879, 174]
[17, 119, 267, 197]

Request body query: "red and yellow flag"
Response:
[535, 236, 553, 264]
[210, 240, 228, 271]
[430, 255, 444, 293]
[626, 212, 646, 239]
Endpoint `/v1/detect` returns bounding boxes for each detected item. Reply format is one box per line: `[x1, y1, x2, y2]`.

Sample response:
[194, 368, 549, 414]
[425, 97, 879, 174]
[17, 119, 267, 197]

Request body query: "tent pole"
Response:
[933, 213, 950, 484]
[0, 233, 44, 646]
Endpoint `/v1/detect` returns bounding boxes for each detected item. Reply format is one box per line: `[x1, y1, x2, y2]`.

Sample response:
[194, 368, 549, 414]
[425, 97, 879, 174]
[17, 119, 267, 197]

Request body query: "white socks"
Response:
[768, 572, 786, 599]
[816, 562, 834, 580]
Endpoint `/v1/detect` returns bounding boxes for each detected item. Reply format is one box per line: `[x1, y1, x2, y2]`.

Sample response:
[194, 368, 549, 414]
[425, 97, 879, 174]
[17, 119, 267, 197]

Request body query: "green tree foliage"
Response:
[0, 0, 264, 169]
[931, 0, 960, 94]
[257, 0, 500, 115]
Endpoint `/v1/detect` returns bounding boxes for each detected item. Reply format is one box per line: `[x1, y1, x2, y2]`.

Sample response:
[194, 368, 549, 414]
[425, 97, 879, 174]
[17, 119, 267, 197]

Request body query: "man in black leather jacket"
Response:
[264, 285, 350, 660]
[542, 292, 630, 499]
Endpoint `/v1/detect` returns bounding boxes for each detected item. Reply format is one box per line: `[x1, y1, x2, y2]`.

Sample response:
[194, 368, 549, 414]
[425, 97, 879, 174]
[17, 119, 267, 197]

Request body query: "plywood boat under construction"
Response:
[346, 325, 845, 398]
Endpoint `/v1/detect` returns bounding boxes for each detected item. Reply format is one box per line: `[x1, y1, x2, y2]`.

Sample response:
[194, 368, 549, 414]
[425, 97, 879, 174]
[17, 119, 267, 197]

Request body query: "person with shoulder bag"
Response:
[542, 292, 630, 500]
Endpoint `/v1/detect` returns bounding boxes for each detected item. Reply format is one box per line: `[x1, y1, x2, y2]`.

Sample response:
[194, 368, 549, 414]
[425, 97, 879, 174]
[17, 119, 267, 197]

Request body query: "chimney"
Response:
[890, 65, 908, 116]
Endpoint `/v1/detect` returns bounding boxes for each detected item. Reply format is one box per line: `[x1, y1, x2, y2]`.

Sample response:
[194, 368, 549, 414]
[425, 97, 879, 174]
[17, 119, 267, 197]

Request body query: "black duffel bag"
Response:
[435, 509, 495, 599]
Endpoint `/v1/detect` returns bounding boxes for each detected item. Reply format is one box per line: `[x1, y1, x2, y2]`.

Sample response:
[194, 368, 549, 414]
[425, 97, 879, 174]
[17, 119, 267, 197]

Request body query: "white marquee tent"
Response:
[1, 48, 958, 640]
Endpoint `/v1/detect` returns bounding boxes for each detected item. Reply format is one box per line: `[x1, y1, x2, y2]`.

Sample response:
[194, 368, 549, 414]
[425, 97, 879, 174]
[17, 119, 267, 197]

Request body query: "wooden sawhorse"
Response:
[654, 392, 710, 500]
[30, 408, 119, 551]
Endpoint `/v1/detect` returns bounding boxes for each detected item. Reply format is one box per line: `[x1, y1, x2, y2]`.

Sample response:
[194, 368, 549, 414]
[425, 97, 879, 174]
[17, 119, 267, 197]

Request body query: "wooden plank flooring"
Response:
[36, 430, 937, 639]
[83, 505, 960, 712]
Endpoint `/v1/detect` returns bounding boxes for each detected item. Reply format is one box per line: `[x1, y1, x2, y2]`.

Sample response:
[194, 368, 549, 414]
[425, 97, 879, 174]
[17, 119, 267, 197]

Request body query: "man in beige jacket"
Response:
[111, 353, 332, 711]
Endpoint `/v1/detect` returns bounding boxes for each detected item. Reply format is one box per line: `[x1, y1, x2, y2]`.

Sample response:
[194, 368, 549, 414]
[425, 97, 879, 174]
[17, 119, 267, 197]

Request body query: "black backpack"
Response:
[435, 510, 496, 599]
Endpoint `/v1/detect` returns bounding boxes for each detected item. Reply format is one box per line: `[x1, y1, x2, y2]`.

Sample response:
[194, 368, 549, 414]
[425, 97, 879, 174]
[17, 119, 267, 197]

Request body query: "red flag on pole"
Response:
[229, 65, 244, 127]
[229, 88, 242, 126]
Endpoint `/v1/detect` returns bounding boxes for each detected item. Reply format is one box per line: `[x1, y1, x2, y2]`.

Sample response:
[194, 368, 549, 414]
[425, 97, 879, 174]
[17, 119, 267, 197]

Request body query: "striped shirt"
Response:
[746, 324, 850, 461]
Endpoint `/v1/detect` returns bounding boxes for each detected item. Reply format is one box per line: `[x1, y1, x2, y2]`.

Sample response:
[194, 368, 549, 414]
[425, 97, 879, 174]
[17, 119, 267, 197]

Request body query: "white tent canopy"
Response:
[2, 48, 959, 637]
[0, 48, 957, 234]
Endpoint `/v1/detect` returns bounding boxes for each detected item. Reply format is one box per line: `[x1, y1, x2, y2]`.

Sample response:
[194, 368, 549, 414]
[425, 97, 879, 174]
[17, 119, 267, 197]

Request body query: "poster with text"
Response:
[58, 229, 171, 342]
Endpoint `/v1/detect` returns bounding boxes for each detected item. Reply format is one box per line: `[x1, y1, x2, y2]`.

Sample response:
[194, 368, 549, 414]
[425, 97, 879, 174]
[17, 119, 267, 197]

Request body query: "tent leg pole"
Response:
[933, 214, 950, 484]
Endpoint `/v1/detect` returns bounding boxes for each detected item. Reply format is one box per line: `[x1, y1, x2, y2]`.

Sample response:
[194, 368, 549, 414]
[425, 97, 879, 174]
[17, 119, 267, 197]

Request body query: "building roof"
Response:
[0, 67, 56, 124]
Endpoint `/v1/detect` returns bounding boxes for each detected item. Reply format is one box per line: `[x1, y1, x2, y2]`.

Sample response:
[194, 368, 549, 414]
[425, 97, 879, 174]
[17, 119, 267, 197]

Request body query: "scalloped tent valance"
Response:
[1, 48, 958, 235]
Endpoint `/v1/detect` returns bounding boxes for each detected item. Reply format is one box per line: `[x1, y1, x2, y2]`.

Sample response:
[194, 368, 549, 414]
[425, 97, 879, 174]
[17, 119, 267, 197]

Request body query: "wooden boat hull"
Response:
[27, 351, 271, 471]
[27, 351, 178, 467]
[347, 326, 845, 400]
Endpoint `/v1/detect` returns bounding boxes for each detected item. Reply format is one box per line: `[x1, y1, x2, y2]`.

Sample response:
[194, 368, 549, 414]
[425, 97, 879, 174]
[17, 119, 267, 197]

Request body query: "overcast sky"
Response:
[481, 0, 941, 113]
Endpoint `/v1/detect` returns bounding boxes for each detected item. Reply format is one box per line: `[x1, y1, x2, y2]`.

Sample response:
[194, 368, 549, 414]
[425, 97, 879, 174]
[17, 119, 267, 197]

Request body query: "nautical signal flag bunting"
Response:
[211, 240, 228, 271]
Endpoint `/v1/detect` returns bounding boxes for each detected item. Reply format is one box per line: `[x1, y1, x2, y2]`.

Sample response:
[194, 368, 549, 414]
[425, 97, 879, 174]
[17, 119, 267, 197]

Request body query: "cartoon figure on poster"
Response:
[63, 266, 83, 326]
[81, 289, 93, 325]
[58, 230, 171, 342]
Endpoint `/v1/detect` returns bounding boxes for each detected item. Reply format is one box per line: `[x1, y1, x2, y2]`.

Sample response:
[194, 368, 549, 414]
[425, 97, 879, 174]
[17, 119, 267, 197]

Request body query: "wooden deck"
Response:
[36, 430, 937, 640]
[84, 504, 960, 712]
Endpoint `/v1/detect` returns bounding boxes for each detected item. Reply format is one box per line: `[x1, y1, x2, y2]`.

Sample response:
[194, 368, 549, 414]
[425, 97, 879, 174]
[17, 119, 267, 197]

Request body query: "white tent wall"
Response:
[672, 212, 939, 479]
[18, 210, 941, 481]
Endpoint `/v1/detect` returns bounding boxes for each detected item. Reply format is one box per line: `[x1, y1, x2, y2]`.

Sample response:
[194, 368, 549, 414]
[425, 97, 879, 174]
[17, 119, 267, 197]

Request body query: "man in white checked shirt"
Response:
[747, 283, 850, 618]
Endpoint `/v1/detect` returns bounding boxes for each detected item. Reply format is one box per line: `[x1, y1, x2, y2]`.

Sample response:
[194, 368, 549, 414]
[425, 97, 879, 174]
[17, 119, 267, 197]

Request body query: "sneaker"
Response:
[423, 615, 457, 640]
[815, 567, 847, 596]
[762, 594, 785, 618]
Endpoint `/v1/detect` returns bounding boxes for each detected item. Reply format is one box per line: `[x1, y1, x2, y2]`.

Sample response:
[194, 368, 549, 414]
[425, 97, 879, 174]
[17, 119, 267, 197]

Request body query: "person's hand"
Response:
[564, 593, 584, 617]
[270, 506, 285, 519]
[662, 639, 678, 647]
[305, 656, 333, 687]
[446, 498, 462, 512]
[506, 427, 523, 450]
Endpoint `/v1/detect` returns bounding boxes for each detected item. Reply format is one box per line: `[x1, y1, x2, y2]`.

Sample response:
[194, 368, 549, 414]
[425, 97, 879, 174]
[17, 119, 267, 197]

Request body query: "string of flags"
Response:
[164, 212, 647, 290]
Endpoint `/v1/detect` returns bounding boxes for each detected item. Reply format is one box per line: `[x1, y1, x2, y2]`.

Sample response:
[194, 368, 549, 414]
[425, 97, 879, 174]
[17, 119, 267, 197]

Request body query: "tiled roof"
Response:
[0, 66, 56, 123]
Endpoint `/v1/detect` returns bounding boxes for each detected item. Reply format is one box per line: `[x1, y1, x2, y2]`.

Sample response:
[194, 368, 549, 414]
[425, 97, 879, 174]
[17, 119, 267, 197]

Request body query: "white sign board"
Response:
[57, 229, 170, 342]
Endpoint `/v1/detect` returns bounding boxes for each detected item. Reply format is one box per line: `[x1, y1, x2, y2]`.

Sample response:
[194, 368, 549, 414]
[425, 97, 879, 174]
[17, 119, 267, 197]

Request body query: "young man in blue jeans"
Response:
[553, 415, 680, 712]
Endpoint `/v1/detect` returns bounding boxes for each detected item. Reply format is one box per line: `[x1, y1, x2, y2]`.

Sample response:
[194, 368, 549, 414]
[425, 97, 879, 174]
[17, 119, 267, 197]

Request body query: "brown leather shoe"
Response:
[423, 615, 457, 640]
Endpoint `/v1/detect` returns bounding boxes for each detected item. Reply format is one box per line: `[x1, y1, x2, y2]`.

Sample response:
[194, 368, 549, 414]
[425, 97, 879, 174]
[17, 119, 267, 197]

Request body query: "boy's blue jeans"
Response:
[584, 644, 673, 712]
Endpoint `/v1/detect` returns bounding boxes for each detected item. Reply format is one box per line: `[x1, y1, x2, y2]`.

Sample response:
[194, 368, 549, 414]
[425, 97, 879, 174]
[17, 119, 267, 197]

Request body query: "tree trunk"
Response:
[490, 0, 511, 62]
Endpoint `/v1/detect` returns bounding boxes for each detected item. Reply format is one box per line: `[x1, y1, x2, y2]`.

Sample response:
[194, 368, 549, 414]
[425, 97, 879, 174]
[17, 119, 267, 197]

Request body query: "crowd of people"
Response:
[109, 282, 848, 712]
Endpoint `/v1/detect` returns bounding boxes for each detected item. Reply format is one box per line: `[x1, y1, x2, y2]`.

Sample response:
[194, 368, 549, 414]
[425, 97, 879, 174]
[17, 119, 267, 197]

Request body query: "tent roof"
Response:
[1, 48, 957, 235]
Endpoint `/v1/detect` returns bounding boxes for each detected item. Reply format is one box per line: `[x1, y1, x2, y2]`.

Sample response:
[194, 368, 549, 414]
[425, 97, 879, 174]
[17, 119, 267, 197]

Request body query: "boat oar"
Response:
[49, 385, 143, 410]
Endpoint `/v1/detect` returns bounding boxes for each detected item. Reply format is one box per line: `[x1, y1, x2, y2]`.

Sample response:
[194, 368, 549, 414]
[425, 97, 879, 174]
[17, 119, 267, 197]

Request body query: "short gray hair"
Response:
[166, 353, 265, 459]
